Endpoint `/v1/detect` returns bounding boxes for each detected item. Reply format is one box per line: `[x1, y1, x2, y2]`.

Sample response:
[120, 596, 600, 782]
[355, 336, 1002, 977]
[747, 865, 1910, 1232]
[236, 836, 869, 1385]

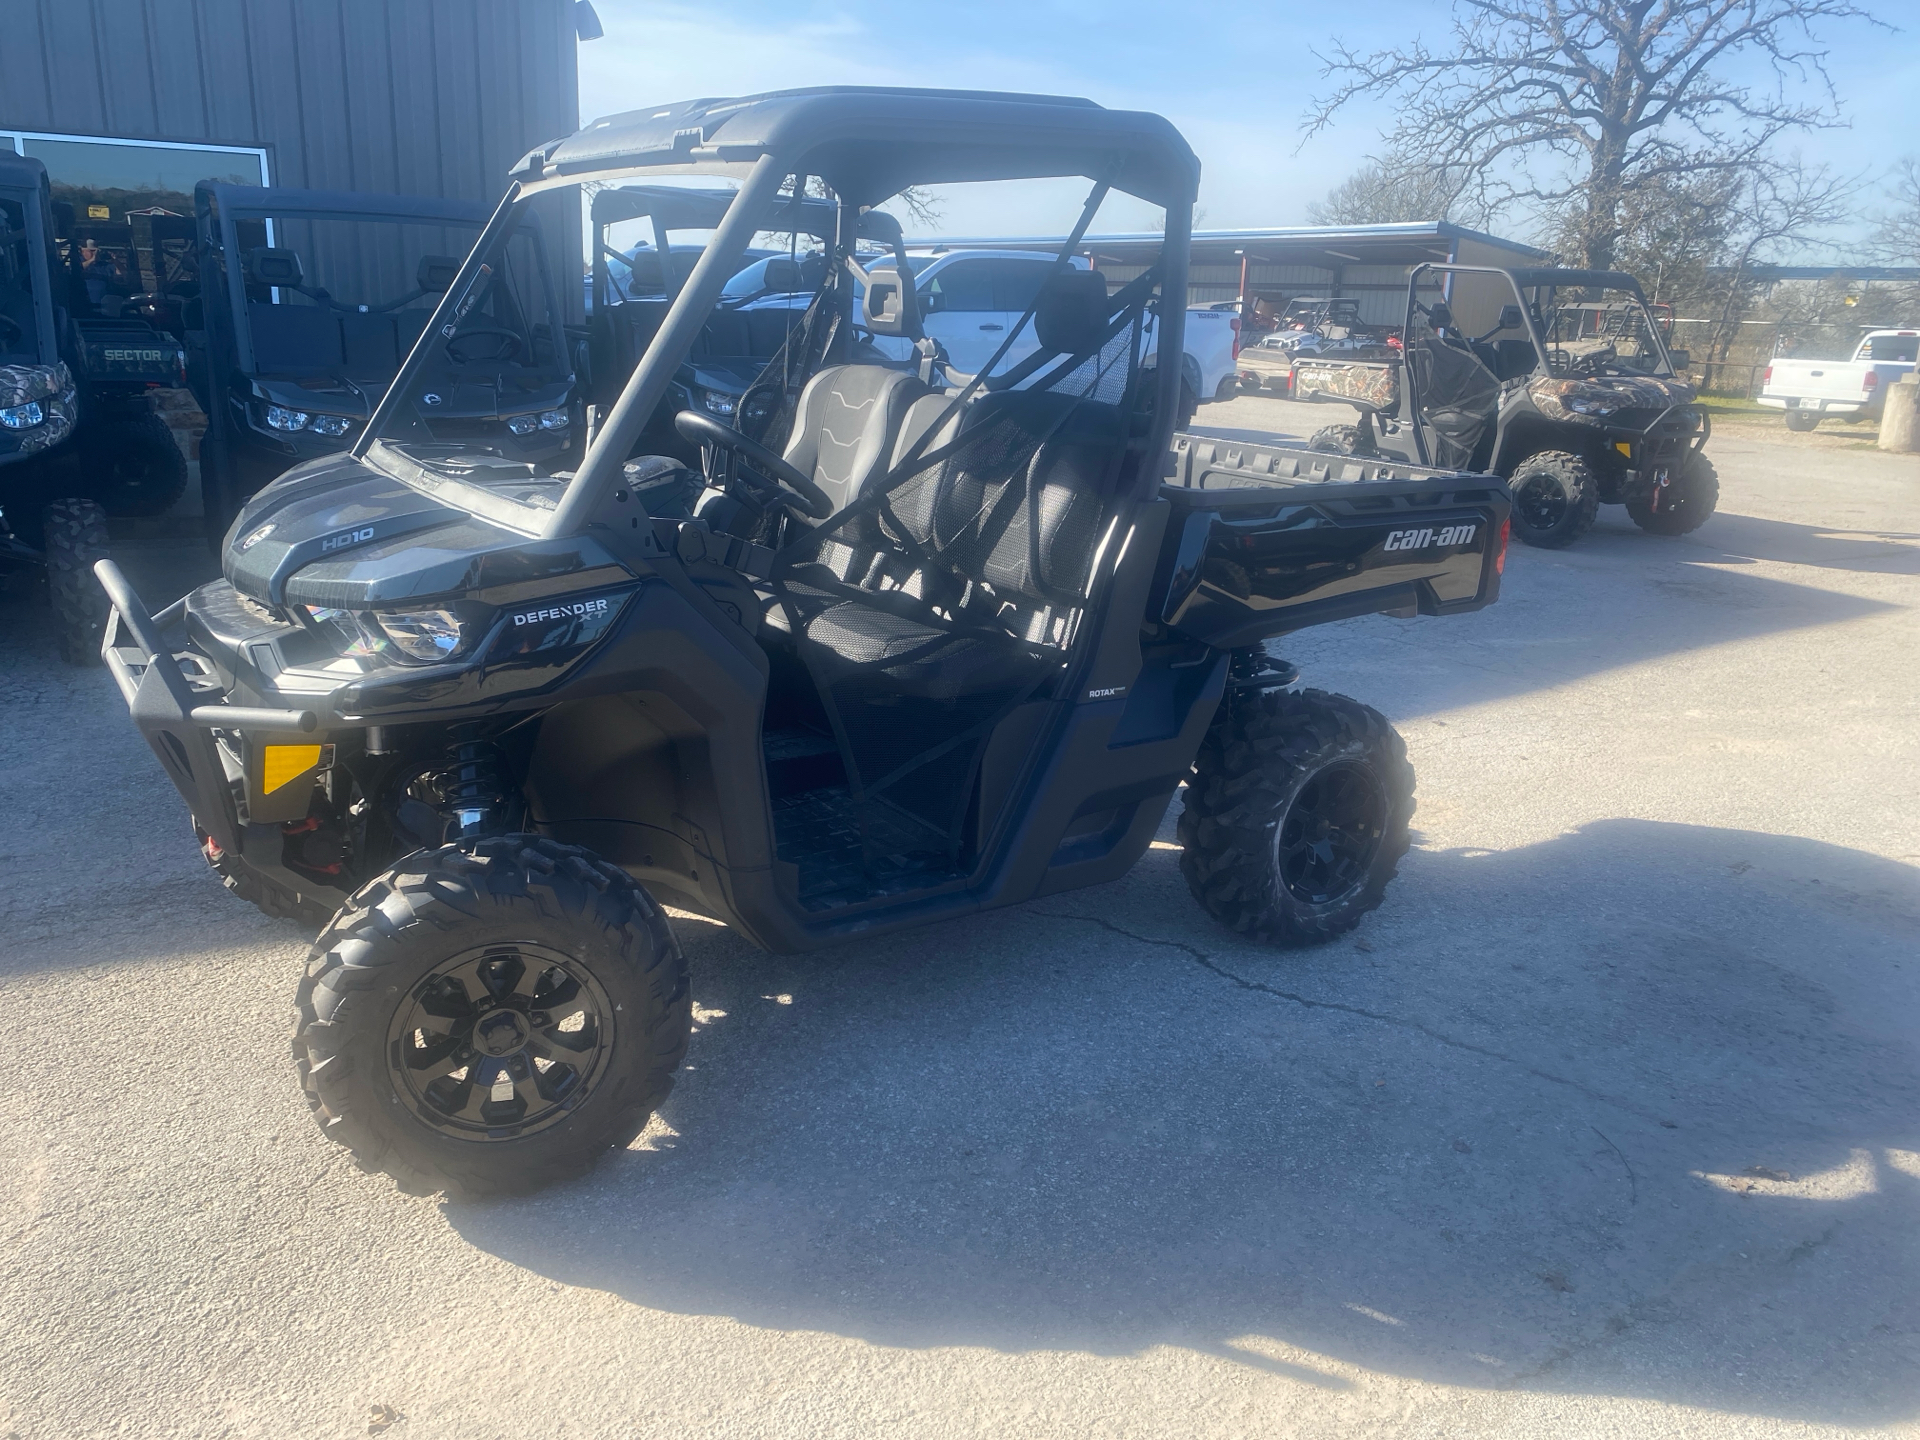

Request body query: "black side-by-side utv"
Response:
[0, 152, 114, 662]
[187, 183, 579, 543]
[97, 88, 1511, 1198]
[1300, 263, 1715, 548]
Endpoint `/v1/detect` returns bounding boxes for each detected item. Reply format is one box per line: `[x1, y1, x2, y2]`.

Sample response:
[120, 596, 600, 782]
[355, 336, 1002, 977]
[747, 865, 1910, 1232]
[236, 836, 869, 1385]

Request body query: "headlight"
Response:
[701, 390, 737, 417]
[305, 606, 387, 657]
[306, 605, 472, 664]
[266, 405, 354, 435]
[373, 608, 468, 662]
[506, 413, 540, 436]
[1567, 399, 1618, 416]
[0, 400, 45, 429]
[539, 409, 570, 430]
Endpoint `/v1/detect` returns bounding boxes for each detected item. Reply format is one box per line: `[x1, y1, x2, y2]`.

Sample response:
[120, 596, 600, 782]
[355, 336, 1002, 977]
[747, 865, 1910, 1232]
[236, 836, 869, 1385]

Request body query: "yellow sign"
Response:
[262, 744, 324, 793]
[87, 205, 110, 220]
[1615, 441, 1633, 457]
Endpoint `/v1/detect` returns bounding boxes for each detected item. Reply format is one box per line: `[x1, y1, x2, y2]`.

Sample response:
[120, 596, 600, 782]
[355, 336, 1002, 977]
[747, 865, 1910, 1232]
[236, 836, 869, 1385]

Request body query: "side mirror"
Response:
[862, 274, 909, 336]
[1497, 303, 1524, 332]
[1666, 349, 1690, 368]
[919, 286, 942, 314]
[761, 258, 803, 294]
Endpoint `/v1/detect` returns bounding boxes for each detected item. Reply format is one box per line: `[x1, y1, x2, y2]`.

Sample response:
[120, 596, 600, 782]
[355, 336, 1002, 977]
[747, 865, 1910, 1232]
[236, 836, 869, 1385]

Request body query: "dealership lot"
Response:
[1, 396, 1916, 1438]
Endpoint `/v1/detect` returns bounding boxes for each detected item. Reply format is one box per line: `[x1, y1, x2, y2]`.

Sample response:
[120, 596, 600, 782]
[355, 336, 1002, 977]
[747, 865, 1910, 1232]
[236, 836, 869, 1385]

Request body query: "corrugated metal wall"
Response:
[0, 0, 581, 313]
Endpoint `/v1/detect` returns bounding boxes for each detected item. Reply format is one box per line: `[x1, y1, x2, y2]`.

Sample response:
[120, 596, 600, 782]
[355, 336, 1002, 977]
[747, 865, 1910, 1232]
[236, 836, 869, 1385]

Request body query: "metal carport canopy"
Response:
[906, 221, 1550, 315]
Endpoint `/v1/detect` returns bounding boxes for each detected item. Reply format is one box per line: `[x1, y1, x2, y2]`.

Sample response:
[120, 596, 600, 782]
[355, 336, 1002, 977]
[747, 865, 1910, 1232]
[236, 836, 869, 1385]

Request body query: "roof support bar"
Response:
[546, 153, 789, 540]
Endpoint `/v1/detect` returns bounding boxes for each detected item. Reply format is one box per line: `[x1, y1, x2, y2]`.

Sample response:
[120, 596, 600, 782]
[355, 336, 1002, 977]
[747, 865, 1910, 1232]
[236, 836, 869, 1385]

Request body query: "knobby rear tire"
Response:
[42, 498, 110, 666]
[1178, 687, 1415, 946]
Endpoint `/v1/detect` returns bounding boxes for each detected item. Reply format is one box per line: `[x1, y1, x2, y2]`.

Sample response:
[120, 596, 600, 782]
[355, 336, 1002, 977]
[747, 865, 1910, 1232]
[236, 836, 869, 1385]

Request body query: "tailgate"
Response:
[1153, 434, 1510, 648]
[1763, 360, 1863, 401]
[76, 320, 185, 385]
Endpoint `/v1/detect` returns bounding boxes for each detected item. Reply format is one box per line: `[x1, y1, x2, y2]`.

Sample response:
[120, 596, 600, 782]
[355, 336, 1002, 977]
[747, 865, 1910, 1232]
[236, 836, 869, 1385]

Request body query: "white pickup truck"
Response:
[859, 250, 1240, 419]
[1759, 329, 1920, 431]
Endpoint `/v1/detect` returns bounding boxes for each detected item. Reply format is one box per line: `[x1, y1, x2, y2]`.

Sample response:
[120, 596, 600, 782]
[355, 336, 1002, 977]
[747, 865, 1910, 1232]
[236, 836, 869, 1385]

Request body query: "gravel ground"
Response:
[1, 397, 1916, 1439]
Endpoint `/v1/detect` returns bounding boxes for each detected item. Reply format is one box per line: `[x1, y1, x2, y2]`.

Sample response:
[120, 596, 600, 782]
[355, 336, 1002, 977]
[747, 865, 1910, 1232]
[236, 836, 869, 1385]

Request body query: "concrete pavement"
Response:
[2, 396, 1916, 1438]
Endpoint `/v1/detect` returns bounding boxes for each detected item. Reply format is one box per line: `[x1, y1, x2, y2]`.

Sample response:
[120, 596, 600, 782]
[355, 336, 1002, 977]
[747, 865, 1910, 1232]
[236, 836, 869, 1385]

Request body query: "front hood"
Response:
[0, 360, 70, 408]
[223, 453, 623, 610]
[253, 376, 374, 419]
[1529, 372, 1695, 422]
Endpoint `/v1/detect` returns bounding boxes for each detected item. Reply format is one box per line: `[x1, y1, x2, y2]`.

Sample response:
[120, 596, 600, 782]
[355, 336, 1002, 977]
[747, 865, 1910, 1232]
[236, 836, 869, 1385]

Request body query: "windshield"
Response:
[0, 194, 41, 363]
[1535, 287, 1672, 377]
[221, 211, 563, 400]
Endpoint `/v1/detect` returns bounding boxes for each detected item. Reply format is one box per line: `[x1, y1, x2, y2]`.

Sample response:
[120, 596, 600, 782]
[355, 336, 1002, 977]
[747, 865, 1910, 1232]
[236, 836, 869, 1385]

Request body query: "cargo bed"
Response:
[1152, 433, 1511, 647]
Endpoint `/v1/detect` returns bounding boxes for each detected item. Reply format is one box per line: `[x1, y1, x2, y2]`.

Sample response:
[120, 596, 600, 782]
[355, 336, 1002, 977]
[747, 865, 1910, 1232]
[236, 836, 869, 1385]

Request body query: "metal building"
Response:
[0, 0, 590, 310]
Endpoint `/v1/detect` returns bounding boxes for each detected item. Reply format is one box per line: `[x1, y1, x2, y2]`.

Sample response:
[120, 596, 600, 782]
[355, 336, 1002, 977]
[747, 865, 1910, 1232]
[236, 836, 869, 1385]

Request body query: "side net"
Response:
[763, 268, 1154, 909]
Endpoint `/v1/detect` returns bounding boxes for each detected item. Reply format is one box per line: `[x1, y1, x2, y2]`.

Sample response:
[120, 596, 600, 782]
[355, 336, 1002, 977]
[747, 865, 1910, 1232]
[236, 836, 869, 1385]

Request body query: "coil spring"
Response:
[408, 740, 521, 843]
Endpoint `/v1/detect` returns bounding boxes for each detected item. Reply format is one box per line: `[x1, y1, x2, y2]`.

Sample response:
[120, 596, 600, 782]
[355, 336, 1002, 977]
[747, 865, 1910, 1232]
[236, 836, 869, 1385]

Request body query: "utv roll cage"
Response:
[355, 87, 1195, 540]
[0, 153, 61, 372]
[193, 182, 575, 534]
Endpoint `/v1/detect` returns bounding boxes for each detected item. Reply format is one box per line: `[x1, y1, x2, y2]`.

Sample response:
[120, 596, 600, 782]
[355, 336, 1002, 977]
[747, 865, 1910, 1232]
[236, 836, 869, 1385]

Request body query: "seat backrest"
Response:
[880, 390, 1122, 606]
[1493, 338, 1537, 381]
[781, 364, 928, 514]
[699, 310, 752, 357]
[247, 301, 342, 372]
[747, 309, 802, 357]
[337, 311, 399, 376]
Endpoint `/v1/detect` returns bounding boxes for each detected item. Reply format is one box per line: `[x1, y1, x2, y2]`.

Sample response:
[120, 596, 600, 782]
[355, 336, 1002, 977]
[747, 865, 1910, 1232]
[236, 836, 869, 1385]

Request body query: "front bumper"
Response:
[96, 560, 321, 858]
[1608, 405, 1710, 494]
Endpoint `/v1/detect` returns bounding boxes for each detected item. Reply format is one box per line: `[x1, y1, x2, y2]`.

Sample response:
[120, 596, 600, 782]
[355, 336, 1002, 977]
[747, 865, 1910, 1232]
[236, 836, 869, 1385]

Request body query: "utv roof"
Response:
[591, 183, 901, 243]
[195, 182, 492, 227]
[514, 86, 1200, 209]
[0, 152, 47, 190]
[1501, 268, 1644, 295]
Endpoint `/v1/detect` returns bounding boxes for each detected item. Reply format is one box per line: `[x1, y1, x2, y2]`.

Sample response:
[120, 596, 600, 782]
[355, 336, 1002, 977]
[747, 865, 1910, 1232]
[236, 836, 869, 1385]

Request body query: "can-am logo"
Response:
[320, 525, 376, 553]
[514, 597, 611, 626]
[1383, 523, 1478, 552]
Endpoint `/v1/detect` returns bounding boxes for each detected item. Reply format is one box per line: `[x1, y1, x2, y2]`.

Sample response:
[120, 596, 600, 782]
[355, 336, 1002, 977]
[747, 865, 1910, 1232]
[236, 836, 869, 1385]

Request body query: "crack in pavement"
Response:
[1034, 908, 1665, 1124]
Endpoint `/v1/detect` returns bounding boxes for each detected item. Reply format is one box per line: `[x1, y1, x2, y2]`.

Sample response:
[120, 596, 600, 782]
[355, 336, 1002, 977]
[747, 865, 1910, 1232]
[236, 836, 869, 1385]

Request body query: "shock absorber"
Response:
[403, 740, 524, 845]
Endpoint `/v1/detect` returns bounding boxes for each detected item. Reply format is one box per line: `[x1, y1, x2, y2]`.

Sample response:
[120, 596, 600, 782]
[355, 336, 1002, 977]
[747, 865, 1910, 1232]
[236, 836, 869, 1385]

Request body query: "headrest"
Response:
[416, 254, 461, 293]
[246, 247, 303, 288]
[1426, 301, 1454, 331]
[1034, 268, 1109, 355]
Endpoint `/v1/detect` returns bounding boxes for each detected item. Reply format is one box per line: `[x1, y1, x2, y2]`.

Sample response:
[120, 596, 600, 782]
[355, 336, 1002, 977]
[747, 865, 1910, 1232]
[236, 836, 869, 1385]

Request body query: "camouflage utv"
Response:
[1301, 265, 1714, 548]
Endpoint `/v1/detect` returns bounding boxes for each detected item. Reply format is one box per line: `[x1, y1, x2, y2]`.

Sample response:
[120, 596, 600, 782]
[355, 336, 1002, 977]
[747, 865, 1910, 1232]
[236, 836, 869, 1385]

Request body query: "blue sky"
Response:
[579, 0, 1915, 250]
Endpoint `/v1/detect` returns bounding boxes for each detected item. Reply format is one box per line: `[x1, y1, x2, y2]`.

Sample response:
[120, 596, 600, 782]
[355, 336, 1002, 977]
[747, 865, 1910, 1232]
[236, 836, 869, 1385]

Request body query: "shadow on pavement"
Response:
[449, 819, 1920, 1427]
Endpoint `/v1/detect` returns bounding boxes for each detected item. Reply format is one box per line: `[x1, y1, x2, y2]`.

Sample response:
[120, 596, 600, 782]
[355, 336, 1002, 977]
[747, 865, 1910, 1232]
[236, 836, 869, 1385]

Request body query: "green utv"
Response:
[97, 89, 1510, 1198]
[1298, 263, 1714, 549]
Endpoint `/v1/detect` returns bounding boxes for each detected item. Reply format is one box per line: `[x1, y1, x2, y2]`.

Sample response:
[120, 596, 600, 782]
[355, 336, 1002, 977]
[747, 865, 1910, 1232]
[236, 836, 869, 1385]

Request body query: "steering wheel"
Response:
[674, 410, 833, 519]
[445, 327, 523, 364]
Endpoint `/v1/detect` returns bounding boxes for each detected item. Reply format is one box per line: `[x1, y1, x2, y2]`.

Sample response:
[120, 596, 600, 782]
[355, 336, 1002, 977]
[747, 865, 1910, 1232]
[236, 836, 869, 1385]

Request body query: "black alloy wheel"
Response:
[293, 835, 690, 1198]
[388, 942, 617, 1140]
[1275, 760, 1390, 906]
[1514, 472, 1568, 530]
[1505, 450, 1599, 549]
[1179, 686, 1415, 946]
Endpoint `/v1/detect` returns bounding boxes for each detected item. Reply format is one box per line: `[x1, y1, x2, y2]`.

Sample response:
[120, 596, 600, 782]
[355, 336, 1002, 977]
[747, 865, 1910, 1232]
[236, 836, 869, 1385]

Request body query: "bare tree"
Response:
[1308, 160, 1492, 228]
[1870, 156, 1920, 265]
[1305, 0, 1878, 270]
[1700, 158, 1856, 367]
